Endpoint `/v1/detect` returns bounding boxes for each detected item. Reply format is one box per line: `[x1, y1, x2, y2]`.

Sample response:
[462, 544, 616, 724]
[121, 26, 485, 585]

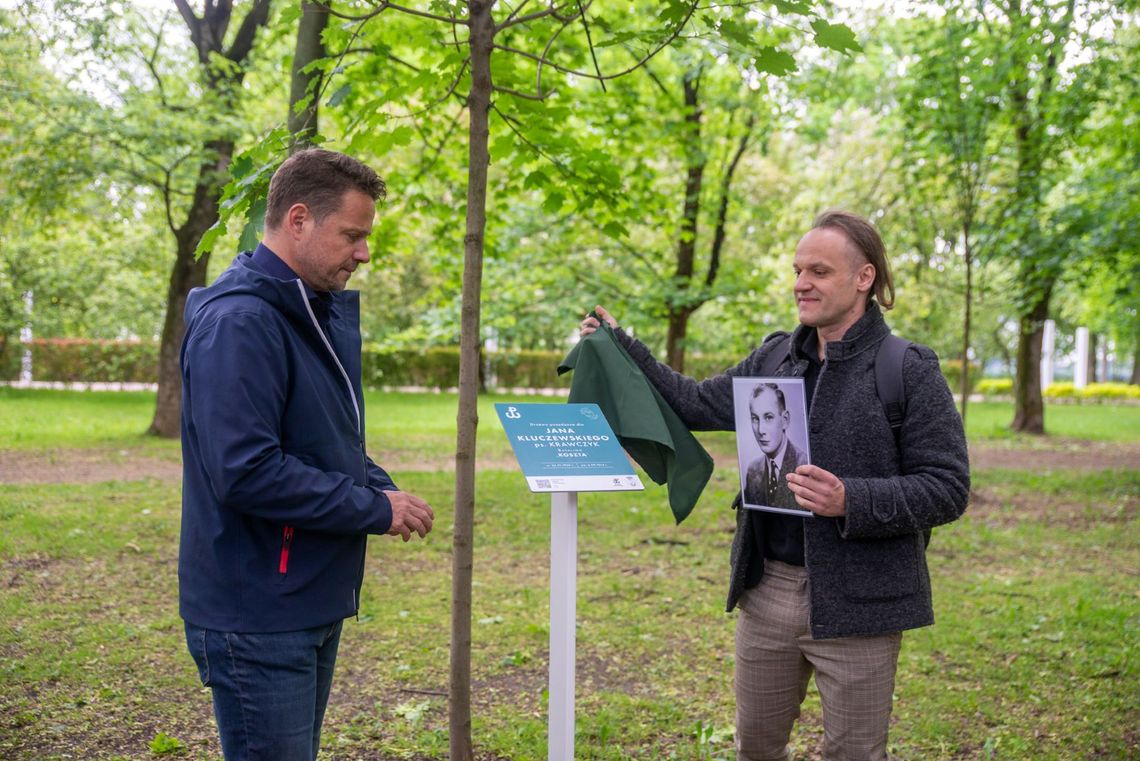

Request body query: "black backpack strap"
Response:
[875, 334, 929, 547]
[875, 334, 912, 448]
[759, 333, 793, 377]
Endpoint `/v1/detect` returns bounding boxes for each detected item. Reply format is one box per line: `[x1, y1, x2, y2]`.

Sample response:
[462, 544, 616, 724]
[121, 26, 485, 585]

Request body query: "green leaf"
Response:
[237, 196, 266, 253]
[388, 125, 415, 147]
[523, 170, 550, 190]
[543, 191, 565, 215]
[773, 0, 813, 14]
[196, 220, 226, 259]
[753, 47, 798, 76]
[489, 136, 515, 162]
[279, 4, 303, 26]
[149, 732, 186, 755]
[601, 221, 629, 239]
[327, 83, 351, 107]
[810, 19, 861, 54]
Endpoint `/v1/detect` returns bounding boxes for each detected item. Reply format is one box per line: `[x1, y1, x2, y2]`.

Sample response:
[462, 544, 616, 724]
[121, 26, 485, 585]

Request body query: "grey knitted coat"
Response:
[614, 302, 970, 639]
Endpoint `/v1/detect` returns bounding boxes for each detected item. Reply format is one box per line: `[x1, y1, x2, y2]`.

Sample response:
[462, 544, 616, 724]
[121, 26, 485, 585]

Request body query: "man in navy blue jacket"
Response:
[179, 149, 434, 761]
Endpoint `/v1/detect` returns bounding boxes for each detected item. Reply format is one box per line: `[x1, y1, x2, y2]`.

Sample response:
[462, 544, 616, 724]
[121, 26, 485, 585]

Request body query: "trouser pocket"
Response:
[184, 622, 212, 687]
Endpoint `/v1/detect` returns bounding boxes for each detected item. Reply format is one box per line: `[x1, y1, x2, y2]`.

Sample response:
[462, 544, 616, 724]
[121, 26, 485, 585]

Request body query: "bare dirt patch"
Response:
[0, 448, 522, 485]
[968, 439, 1140, 472]
[967, 483, 1138, 529]
[0, 447, 181, 484]
[2, 439, 1137, 486]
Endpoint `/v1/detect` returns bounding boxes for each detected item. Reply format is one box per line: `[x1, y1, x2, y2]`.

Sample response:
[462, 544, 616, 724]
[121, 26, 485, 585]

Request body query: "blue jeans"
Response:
[185, 620, 343, 761]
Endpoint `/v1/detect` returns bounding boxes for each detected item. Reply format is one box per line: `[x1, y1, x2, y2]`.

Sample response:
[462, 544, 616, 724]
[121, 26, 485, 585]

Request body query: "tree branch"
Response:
[172, 0, 201, 52]
[494, 0, 698, 83]
[225, 0, 271, 63]
[576, 0, 606, 92]
[493, 84, 556, 101]
[496, 1, 564, 31]
[388, 1, 466, 25]
[706, 114, 753, 288]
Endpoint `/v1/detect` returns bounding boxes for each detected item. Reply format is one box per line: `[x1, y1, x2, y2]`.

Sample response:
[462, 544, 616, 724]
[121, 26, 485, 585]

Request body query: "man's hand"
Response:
[384, 491, 434, 541]
[786, 465, 846, 517]
[578, 305, 618, 337]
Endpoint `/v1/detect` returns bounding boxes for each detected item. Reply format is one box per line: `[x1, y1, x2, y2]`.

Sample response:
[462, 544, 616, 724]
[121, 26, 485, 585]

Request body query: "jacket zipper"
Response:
[279, 525, 294, 575]
[296, 281, 361, 436]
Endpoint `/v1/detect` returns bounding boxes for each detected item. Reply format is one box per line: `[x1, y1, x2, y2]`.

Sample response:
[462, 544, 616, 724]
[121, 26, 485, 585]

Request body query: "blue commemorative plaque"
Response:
[494, 403, 644, 493]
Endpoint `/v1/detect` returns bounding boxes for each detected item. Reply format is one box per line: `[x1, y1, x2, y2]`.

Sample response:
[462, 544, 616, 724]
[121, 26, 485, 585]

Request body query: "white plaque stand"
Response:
[492, 403, 643, 761]
[548, 491, 578, 761]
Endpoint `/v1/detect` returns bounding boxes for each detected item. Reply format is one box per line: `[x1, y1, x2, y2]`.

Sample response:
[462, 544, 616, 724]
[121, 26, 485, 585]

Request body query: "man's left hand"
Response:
[786, 465, 846, 517]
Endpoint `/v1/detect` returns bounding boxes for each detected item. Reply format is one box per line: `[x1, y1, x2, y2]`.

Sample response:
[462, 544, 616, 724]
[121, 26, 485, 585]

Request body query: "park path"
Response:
[1, 441, 1138, 485]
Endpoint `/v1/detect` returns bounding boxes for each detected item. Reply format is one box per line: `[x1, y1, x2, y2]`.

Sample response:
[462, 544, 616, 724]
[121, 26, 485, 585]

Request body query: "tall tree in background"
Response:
[985, 0, 1104, 433]
[148, 0, 272, 437]
[664, 65, 759, 372]
[288, 1, 328, 151]
[898, 13, 1003, 424]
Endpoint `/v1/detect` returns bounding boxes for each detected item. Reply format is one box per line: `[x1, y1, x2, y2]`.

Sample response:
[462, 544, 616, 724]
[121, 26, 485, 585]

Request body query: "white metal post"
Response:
[1075, 327, 1089, 389]
[20, 290, 32, 385]
[549, 491, 578, 761]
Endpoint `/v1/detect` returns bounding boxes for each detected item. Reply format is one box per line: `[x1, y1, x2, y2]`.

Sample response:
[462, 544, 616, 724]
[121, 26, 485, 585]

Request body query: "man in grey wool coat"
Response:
[579, 209, 970, 761]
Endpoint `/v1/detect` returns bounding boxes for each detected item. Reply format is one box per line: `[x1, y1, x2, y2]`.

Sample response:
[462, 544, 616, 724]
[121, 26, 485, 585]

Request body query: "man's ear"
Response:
[284, 203, 311, 238]
[856, 262, 875, 294]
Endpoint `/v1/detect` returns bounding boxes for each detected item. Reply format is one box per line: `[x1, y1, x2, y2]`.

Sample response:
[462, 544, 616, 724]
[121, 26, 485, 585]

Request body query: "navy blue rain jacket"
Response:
[178, 253, 395, 633]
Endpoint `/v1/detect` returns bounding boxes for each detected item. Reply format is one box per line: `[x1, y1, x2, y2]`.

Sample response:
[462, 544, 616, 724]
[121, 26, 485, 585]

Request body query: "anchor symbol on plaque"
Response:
[505, 406, 521, 419]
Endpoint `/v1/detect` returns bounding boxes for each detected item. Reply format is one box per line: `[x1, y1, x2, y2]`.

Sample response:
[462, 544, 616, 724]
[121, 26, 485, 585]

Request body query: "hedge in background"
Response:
[975, 378, 1139, 402]
[7, 339, 158, 383]
[0, 341, 20, 379]
[7, 340, 1131, 402]
[1044, 382, 1140, 402]
[362, 346, 465, 390]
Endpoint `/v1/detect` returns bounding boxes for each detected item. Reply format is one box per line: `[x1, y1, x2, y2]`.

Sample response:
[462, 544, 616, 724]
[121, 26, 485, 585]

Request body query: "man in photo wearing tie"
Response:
[743, 383, 807, 513]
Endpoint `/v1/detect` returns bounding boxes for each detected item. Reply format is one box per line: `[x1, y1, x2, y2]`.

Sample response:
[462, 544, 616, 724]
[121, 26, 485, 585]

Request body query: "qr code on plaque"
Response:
[536, 479, 552, 489]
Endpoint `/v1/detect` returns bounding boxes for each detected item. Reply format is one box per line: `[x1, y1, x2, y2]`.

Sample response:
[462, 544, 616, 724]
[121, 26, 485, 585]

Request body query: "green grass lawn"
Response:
[0, 388, 1138, 759]
[2, 386, 1138, 452]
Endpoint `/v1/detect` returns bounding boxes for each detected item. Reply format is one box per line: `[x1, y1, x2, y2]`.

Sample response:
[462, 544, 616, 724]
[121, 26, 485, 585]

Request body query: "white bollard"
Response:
[1040, 319, 1055, 391]
[19, 290, 33, 385]
[548, 492, 578, 761]
[1075, 327, 1089, 389]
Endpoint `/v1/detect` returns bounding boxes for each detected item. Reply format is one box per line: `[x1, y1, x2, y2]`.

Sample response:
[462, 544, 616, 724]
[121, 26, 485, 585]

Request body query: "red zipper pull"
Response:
[279, 525, 294, 574]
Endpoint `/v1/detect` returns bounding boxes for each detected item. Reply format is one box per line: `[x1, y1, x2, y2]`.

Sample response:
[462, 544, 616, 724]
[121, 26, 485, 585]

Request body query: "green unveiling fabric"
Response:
[557, 320, 714, 524]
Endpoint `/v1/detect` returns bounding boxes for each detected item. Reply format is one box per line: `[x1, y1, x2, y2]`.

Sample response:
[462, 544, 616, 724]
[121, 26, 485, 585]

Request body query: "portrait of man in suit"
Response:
[742, 383, 809, 514]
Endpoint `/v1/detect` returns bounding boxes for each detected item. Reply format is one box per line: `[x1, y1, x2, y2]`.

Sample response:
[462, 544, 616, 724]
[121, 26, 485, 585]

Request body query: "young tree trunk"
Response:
[1011, 288, 1051, 434]
[665, 71, 703, 372]
[449, 3, 494, 758]
[1087, 331, 1098, 384]
[288, 1, 328, 151]
[1131, 334, 1140, 386]
[148, 139, 236, 437]
[959, 230, 973, 426]
[665, 306, 693, 373]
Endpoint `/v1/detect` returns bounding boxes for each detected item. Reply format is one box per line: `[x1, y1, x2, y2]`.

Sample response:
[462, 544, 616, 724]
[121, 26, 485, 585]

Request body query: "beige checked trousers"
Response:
[734, 560, 902, 761]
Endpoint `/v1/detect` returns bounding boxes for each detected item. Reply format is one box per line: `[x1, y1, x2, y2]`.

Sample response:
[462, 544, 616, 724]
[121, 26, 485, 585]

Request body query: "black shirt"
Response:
[745, 331, 821, 583]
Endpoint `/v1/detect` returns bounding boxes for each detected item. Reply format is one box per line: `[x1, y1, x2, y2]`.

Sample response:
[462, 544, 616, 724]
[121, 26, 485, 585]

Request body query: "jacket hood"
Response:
[185, 252, 317, 326]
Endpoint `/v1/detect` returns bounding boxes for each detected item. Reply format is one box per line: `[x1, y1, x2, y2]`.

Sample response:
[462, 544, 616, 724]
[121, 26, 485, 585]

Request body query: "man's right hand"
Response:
[383, 491, 434, 541]
[578, 305, 618, 337]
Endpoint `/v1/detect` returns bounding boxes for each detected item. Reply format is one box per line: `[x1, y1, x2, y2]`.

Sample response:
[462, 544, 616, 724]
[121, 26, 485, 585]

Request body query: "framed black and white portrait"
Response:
[732, 377, 812, 516]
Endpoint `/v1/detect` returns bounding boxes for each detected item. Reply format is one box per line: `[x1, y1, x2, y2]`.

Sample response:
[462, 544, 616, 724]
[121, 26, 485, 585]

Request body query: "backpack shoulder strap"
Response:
[759, 333, 793, 377]
[875, 334, 912, 446]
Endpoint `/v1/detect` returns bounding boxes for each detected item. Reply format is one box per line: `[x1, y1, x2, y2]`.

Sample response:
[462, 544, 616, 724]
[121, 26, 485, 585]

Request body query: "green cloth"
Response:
[557, 321, 713, 524]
